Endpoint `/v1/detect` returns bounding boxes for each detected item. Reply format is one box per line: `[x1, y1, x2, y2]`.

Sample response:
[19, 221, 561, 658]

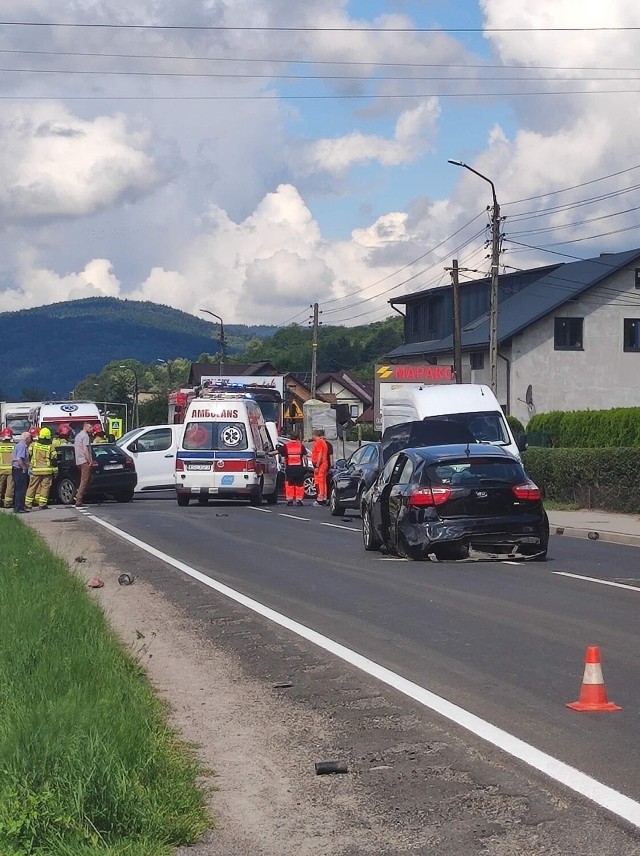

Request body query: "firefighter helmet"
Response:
[91, 424, 104, 436]
[38, 427, 52, 440]
[0, 427, 13, 439]
[29, 426, 40, 439]
[57, 423, 72, 437]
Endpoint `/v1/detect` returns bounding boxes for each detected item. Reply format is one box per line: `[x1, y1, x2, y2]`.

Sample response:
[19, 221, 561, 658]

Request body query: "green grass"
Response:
[0, 514, 210, 855]
[542, 499, 582, 511]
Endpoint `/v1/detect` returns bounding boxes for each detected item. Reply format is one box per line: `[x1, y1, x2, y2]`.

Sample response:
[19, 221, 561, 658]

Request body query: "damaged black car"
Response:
[361, 444, 549, 561]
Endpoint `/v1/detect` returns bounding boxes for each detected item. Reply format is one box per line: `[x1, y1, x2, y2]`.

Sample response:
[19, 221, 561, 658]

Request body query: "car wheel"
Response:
[57, 476, 76, 506]
[433, 542, 469, 561]
[265, 488, 278, 505]
[176, 493, 190, 507]
[362, 508, 381, 552]
[303, 474, 317, 498]
[249, 482, 263, 506]
[197, 496, 209, 506]
[329, 487, 344, 517]
[115, 490, 134, 503]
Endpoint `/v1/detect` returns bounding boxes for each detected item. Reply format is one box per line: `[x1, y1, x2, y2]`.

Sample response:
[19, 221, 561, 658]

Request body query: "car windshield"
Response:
[422, 457, 526, 487]
[183, 421, 248, 451]
[6, 416, 30, 434]
[426, 411, 510, 445]
[90, 443, 128, 462]
[117, 428, 143, 446]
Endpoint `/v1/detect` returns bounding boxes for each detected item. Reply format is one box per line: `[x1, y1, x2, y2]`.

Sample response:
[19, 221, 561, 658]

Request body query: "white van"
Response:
[175, 392, 278, 506]
[117, 424, 183, 492]
[30, 400, 102, 436]
[379, 383, 522, 460]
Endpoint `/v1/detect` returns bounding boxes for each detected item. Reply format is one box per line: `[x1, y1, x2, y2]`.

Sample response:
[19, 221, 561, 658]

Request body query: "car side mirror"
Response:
[128, 440, 138, 452]
[334, 458, 348, 469]
[516, 433, 528, 452]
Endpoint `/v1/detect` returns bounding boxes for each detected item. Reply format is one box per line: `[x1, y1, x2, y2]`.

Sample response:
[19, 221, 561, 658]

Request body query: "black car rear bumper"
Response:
[400, 512, 549, 556]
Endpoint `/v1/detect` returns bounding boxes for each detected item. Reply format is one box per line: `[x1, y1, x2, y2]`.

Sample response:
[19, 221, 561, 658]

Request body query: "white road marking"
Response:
[321, 522, 360, 532]
[87, 514, 640, 832]
[246, 506, 272, 513]
[553, 571, 640, 593]
[279, 513, 309, 521]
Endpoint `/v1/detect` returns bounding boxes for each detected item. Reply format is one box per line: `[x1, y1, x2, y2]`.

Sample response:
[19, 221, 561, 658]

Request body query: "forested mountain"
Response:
[0, 297, 276, 400]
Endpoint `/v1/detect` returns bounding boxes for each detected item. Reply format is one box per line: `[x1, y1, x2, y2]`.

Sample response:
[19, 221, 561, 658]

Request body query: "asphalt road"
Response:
[81, 492, 640, 824]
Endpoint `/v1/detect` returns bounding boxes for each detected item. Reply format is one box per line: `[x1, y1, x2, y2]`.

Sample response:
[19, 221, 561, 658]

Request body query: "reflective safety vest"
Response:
[92, 437, 108, 445]
[0, 441, 14, 473]
[30, 441, 55, 475]
[52, 437, 71, 450]
[283, 440, 304, 467]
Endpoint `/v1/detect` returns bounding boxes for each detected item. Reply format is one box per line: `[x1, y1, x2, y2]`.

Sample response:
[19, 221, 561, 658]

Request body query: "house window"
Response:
[554, 317, 583, 350]
[470, 352, 484, 370]
[624, 319, 640, 352]
[635, 269, 640, 289]
[349, 404, 359, 418]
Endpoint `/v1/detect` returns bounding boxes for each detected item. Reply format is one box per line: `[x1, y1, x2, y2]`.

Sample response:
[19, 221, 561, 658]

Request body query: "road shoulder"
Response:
[23, 510, 640, 856]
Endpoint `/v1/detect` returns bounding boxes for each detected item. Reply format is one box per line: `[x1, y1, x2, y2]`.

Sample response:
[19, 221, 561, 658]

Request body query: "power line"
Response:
[5, 48, 640, 74]
[4, 88, 640, 101]
[321, 211, 486, 312]
[503, 164, 640, 206]
[2, 21, 640, 32]
[5, 65, 640, 83]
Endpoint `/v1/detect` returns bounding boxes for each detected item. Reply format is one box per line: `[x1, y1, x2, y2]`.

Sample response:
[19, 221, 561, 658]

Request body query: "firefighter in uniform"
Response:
[52, 423, 73, 451]
[0, 427, 15, 509]
[91, 424, 109, 444]
[25, 426, 56, 509]
[277, 433, 307, 506]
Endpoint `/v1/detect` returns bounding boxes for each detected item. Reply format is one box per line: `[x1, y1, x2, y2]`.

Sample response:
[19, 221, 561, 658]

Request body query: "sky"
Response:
[2, 1, 640, 329]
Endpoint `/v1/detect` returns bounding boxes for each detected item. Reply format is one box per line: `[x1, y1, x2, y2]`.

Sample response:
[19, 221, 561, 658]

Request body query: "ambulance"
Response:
[29, 400, 103, 437]
[174, 390, 278, 507]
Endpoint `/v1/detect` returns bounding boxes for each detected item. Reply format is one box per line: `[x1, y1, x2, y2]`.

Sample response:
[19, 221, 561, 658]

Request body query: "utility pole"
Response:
[200, 309, 226, 373]
[489, 193, 501, 395]
[451, 259, 462, 383]
[310, 302, 319, 399]
[448, 160, 501, 395]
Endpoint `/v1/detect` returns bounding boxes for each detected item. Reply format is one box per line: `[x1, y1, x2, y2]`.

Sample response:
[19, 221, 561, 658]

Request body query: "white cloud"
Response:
[0, 103, 161, 221]
[297, 100, 440, 176]
[0, 256, 121, 312]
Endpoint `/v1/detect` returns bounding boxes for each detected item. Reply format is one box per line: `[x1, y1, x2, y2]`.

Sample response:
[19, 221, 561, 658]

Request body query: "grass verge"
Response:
[0, 514, 210, 855]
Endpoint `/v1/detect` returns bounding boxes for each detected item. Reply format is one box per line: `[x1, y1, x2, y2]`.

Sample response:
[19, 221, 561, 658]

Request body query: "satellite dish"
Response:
[525, 384, 534, 412]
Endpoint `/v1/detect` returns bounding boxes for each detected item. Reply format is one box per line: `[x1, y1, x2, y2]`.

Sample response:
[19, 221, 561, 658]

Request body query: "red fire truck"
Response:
[169, 379, 283, 431]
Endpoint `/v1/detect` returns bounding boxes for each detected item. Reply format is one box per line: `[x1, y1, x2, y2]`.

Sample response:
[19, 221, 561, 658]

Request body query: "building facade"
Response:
[386, 248, 640, 425]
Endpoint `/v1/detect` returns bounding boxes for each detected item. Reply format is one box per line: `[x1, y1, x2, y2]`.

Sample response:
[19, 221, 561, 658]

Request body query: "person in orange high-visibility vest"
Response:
[277, 432, 307, 506]
[311, 428, 329, 506]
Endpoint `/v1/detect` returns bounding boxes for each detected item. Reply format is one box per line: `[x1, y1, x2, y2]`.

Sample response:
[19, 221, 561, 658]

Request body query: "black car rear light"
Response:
[124, 456, 135, 470]
[407, 486, 452, 507]
[512, 482, 542, 501]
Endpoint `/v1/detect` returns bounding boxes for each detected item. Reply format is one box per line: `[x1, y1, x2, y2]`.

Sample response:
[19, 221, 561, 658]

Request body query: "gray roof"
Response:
[388, 247, 640, 357]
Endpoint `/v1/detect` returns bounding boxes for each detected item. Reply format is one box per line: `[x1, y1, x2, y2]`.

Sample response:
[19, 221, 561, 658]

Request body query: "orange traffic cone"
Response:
[567, 646, 621, 712]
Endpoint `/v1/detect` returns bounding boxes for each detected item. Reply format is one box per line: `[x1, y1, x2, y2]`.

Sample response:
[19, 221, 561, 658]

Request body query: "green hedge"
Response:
[523, 446, 640, 513]
[527, 408, 640, 447]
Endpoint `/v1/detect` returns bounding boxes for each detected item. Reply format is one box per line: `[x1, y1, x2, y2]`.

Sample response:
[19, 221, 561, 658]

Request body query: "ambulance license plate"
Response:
[188, 464, 210, 471]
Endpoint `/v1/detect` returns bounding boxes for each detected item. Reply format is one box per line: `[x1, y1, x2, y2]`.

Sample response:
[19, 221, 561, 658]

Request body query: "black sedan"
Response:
[361, 444, 548, 561]
[329, 442, 382, 516]
[52, 443, 137, 505]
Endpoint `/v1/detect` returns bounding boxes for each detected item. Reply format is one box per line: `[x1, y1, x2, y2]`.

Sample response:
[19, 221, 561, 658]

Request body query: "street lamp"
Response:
[200, 308, 226, 373]
[448, 159, 501, 395]
[119, 365, 140, 429]
[157, 358, 174, 388]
